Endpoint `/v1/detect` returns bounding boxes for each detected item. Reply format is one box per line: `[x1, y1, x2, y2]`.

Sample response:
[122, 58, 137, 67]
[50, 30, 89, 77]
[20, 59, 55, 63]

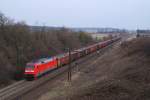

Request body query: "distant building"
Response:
[71, 28, 128, 33]
[136, 30, 150, 37]
[91, 33, 108, 40]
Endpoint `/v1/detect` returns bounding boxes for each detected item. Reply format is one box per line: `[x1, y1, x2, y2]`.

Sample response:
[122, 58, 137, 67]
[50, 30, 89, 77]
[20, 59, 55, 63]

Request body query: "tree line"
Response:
[0, 12, 94, 86]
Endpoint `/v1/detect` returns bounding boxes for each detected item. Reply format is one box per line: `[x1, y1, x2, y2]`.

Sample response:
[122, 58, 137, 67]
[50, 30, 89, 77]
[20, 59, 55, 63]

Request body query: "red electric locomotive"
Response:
[24, 57, 57, 79]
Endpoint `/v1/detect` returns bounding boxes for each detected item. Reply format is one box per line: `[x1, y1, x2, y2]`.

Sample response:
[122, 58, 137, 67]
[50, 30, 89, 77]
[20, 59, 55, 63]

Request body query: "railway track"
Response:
[0, 80, 26, 99]
[0, 40, 120, 100]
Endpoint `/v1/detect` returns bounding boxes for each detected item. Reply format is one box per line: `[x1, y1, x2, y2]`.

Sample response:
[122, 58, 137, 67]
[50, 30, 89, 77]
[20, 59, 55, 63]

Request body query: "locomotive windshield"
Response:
[26, 65, 34, 69]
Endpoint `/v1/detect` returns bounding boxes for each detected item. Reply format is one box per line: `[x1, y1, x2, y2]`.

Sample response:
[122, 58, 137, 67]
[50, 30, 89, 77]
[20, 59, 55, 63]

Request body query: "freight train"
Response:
[24, 37, 120, 80]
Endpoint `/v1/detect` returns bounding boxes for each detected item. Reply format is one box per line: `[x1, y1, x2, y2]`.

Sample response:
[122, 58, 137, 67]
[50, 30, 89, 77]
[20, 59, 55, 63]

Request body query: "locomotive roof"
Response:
[27, 57, 54, 65]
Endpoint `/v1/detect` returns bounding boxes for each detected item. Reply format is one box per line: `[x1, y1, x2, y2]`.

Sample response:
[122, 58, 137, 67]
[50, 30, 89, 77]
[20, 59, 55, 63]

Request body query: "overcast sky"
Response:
[0, 0, 149, 29]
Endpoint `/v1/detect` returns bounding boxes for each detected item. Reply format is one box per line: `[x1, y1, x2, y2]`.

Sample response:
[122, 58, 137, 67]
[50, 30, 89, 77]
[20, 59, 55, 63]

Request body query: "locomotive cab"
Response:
[24, 63, 36, 80]
[24, 57, 58, 80]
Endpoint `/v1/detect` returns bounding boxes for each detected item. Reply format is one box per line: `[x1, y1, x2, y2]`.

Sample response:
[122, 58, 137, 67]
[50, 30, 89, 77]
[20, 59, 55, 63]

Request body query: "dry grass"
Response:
[70, 37, 150, 100]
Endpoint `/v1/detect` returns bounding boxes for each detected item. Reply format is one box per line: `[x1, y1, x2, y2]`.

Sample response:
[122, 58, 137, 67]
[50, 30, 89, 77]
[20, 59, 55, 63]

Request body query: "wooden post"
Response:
[68, 48, 72, 82]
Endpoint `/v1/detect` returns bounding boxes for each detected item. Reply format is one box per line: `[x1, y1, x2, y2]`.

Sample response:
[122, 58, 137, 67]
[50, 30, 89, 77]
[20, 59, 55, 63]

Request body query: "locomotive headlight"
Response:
[25, 70, 34, 72]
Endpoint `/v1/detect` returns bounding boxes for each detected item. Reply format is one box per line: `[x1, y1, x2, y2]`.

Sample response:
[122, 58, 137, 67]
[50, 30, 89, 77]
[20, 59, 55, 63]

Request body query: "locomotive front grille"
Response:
[25, 74, 34, 80]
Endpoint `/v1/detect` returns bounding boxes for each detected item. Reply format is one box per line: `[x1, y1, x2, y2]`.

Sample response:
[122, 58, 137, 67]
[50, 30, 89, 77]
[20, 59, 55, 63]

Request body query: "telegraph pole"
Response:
[68, 48, 72, 82]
